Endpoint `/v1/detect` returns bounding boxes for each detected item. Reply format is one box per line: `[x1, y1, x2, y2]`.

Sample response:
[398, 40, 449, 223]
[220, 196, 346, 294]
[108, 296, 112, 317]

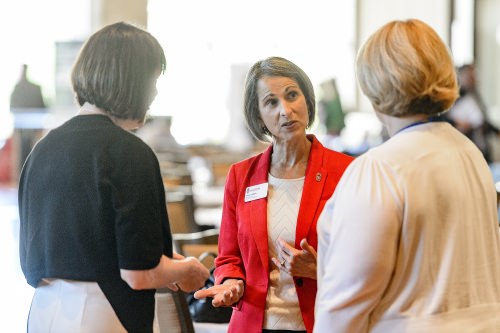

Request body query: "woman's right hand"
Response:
[173, 257, 210, 292]
[121, 255, 209, 291]
[193, 278, 244, 307]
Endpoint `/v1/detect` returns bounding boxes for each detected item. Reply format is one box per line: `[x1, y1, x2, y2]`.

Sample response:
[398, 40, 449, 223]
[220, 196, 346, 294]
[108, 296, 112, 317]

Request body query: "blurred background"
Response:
[1, 0, 500, 331]
[3, 0, 499, 184]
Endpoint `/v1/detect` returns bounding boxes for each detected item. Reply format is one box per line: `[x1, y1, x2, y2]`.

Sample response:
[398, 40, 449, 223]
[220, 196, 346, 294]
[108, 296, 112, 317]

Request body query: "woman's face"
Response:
[257, 75, 309, 142]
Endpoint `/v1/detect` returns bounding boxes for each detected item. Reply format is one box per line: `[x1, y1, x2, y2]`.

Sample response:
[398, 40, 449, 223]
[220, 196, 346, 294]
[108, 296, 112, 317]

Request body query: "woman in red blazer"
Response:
[195, 57, 353, 333]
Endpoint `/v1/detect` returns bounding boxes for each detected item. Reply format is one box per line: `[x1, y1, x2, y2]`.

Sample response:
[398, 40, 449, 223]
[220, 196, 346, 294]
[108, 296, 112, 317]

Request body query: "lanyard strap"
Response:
[395, 115, 443, 135]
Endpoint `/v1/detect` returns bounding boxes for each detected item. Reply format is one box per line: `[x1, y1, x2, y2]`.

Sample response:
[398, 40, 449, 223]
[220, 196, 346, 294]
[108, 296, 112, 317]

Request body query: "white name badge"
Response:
[244, 183, 268, 202]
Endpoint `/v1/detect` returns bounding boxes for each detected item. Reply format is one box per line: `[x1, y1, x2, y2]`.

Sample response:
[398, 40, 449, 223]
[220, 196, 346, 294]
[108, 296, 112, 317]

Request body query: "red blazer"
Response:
[214, 135, 353, 333]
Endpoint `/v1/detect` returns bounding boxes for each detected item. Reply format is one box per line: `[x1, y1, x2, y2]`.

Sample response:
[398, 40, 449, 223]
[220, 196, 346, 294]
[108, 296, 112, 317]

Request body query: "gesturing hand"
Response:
[271, 238, 317, 280]
[193, 278, 245, 307]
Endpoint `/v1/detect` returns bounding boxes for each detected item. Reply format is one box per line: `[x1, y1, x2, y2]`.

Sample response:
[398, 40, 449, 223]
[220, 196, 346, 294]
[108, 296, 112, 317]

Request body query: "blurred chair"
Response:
[161, 164, 193, 189]
[166, 190, 199, 234]
[155, 289, 195, 333]
[173, 229, 220, 269]
[167, 187, 218, 233]
[164, 221, 229, 332]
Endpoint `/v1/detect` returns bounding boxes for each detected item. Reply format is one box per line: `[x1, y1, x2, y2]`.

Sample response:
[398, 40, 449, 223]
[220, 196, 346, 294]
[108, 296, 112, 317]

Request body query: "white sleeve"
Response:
[314, 155, 403, 333]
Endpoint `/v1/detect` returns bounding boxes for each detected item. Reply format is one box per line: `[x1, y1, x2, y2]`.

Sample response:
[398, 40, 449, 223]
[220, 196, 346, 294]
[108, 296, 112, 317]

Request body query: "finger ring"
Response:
[280, 259, 286, 266]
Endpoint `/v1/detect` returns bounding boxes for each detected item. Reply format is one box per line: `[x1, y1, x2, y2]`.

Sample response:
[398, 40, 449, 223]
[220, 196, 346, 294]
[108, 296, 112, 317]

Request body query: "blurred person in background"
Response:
[10, 64, 47, 174]
[10, 64, 46, 109]
[317, 78, 346, 153]
[446, 63, 499, 163]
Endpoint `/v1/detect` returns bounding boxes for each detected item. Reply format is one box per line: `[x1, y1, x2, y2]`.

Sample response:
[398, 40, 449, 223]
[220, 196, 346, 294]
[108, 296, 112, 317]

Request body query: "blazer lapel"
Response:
[247, 146, 272, 271]
[295, 136, 327, 248]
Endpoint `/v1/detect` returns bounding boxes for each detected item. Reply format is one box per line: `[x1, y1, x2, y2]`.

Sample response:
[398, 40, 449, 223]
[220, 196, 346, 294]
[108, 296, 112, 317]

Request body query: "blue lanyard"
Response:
[395, 115, 443, 135]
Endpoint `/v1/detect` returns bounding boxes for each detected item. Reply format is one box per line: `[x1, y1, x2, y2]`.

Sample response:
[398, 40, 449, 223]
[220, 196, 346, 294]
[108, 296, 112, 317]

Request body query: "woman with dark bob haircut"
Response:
[18, 22, 209, 333]
[315, 19, 500, 332]
[194, 56, 353, 333]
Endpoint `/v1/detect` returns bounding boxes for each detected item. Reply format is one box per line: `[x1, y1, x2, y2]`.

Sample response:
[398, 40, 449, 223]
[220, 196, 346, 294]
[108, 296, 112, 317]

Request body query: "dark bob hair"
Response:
[71, 22, 166, 121]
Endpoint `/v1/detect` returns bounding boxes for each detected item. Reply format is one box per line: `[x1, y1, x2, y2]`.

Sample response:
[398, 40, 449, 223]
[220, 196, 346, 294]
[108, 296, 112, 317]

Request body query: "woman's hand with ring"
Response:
[271, 238, 318, 279]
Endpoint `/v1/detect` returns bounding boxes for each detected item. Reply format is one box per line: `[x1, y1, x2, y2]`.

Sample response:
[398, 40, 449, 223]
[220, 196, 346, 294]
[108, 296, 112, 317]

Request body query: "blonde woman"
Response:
[315, 19, 500, 332]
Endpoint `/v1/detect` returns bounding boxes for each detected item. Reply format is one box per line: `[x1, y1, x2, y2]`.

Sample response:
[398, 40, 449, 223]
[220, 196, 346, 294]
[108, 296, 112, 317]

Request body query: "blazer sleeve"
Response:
[214, 164, 246, 284]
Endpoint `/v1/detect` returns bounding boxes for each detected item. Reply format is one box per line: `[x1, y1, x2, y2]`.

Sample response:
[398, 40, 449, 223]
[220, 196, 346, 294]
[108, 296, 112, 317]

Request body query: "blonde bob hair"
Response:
[356, 19, 458, 117]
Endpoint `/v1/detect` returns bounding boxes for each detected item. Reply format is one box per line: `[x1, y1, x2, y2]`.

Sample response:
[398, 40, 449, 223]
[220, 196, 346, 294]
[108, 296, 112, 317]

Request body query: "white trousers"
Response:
[28, 279, 160, 333]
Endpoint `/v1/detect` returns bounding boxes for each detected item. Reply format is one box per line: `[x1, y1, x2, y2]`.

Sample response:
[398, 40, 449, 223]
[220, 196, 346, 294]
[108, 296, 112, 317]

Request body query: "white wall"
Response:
[91, 0, 147, 31]
[147, 0, 358, 146]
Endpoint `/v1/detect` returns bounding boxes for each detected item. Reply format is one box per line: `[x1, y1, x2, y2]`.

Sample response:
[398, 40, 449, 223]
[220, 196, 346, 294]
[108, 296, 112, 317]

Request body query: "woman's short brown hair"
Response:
[356, 19, 458, 117]
[243, 56, 316, 142]
[71, 22, 166, 121]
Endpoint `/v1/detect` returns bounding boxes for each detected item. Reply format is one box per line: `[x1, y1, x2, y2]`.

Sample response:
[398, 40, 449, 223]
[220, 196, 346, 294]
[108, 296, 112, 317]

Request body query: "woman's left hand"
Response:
[271, 238, 317, 279]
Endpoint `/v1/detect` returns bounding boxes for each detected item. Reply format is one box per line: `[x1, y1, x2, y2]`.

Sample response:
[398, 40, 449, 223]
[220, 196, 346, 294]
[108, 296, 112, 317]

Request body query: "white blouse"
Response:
[315, 122, 500, 333]
[263, 174, 306, 331]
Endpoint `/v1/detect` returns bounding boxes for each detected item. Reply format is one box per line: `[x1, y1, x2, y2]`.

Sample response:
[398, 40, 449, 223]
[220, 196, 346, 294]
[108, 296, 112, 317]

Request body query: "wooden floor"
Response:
[0, 185, 34, 332]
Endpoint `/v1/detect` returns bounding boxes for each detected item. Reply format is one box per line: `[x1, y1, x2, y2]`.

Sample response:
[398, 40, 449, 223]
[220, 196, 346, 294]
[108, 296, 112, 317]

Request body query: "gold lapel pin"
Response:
[315, 172, 322, 182]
